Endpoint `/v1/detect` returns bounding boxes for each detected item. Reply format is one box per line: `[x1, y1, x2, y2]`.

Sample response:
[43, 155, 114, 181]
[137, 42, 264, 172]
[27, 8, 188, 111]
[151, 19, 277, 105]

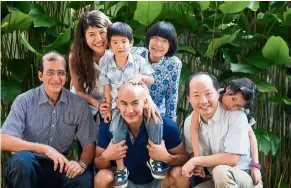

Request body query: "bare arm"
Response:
[79, 143, 96, 167]
[140, 74, 154, 85]
[104, 84, 112, 104]
[190, 112, 200, 157]
[94, 140, 128, 170]
[1, 133, 48, 154]
[248, 127, 259, 163]
[69, 53, 101, 109]
[147, 140, 188, 167]
[188, 153, 240, 167]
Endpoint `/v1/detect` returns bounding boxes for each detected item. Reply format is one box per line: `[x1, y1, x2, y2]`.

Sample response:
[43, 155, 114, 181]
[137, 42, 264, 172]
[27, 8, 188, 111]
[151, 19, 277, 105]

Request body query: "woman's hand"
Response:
[144, 99, 162, 124]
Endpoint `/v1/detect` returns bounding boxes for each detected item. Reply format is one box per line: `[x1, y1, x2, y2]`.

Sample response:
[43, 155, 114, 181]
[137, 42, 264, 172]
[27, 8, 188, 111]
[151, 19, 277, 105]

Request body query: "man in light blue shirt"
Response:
[182, 72, 263, 187]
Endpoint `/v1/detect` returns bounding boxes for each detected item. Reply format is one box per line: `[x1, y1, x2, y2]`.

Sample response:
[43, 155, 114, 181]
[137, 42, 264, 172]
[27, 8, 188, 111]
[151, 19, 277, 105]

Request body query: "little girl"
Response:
[190, 78, 262, 185]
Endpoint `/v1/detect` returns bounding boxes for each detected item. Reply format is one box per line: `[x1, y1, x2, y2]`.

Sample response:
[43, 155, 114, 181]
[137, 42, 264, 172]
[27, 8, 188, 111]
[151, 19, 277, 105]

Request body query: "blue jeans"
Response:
[110, 108, 163, 145]
[5, 151, 93, 188]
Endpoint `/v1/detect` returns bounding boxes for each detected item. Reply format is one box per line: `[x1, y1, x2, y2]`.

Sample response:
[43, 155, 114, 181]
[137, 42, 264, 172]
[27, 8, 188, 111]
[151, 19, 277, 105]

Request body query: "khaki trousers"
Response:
[194, 165, 263, 188]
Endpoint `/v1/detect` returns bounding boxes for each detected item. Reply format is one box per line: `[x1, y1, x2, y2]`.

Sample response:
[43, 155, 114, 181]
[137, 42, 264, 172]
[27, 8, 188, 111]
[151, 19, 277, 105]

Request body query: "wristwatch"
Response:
[79, 161, 87, 170]
[251, 162, 261, 170]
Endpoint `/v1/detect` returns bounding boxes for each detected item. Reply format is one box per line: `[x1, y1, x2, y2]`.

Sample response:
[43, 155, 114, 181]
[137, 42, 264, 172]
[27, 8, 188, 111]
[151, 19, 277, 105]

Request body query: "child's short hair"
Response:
[107, 22, 133, 43]
[146, 21, 178, 57]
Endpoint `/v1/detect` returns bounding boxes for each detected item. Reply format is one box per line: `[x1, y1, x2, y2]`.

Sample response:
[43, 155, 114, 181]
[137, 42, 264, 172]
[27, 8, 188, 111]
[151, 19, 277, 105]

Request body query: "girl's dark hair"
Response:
[107, 22, 133, 44]
[221, 78, 257, 109]
[70, 10, 111, 93]
[145, 21, 178, 57]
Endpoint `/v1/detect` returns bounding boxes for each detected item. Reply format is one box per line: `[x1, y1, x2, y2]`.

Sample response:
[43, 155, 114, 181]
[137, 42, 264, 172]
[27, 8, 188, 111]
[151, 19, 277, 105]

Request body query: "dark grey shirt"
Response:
[1, 85, 97, 156]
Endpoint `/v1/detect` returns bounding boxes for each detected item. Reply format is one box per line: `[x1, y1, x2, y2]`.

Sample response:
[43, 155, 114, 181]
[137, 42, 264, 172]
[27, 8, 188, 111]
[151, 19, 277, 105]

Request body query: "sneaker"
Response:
[147, 158, 166, 179]
[114, 168, 129, 188]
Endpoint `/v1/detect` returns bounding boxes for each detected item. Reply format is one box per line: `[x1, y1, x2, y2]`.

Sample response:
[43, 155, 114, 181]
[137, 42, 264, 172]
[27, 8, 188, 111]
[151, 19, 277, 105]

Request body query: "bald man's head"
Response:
[117, 80, 149, 125]
[186, 72, 220, 122]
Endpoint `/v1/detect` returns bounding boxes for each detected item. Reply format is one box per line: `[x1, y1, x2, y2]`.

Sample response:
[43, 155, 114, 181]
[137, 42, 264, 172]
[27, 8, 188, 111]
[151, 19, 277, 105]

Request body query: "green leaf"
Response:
[29, 8, 56, 28]
[178, 44, 196, 54]
[254, 129, 279, 155]
[257, 12, 282, 23]
[134, 1, 163, 26]
[180, 63, 193, 86]
[5, 58, 31, 81]
[219, 1, 249, 14]
[268, 95, 291, 105]
[279, 182, 289, 188]
[247, 1, 259, 11]
[1, 78, 22, 102]
[21, 33, 42, 58]
[246, 51, 274, 69]
[1, 9, 32, 32]
[251, 79, 278, 93]
[42, 28, 71, 52]
[12, 1, 33, 14]
[205, 30, 240, 57]
[262, 36, 291, 65]
[66, 1, 93, 10]
[222, 48, 238, 63]
[197, 1, 210, 11]
[283, 8, 291, 26]
[230, 63, 260, 74]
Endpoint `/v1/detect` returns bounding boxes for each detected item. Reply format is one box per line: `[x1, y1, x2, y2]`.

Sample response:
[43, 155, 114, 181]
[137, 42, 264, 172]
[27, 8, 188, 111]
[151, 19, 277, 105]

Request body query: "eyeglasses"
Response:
[150, 36, 170, 46]
[45, 70, 66, 77]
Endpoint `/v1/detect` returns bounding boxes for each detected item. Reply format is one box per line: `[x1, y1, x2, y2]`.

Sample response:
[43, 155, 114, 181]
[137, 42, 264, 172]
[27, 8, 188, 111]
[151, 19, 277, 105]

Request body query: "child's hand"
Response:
[104, 111, 112, 123]
[133, 74, 143, 82]
[251, 167, 261, 185]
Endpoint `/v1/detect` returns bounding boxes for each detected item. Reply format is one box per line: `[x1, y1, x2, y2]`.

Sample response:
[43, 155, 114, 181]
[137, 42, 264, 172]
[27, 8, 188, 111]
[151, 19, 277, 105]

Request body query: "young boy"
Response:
[99, 22, 166, 188]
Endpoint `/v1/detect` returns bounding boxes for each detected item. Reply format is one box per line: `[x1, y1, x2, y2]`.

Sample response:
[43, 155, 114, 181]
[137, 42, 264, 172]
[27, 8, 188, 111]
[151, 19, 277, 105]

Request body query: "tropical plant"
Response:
[1, 1, 290, 187]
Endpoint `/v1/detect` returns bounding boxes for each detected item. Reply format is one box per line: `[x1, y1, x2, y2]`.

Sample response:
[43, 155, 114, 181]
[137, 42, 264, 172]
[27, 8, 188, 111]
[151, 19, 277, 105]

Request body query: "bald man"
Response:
[182, 72, 263, 187]
[94, 80, 189, 188]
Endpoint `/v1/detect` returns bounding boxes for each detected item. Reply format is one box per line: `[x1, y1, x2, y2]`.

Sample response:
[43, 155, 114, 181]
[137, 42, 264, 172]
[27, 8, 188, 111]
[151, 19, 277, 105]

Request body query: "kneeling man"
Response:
[94, 80, 189, 188]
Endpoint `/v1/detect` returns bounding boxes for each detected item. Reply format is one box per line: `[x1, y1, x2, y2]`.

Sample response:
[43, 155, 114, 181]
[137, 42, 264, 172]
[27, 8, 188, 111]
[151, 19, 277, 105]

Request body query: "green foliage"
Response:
[254, 129, 280, 156]
[262, 36, 291, 65]
[1, 9, 32, 32]
[134, 1, 163, 26]
[1, 1, 291, 187]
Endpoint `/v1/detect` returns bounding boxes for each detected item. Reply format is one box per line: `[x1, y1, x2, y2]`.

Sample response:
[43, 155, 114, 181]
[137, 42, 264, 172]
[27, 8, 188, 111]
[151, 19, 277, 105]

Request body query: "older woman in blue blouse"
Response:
[132, 21, 182, 121]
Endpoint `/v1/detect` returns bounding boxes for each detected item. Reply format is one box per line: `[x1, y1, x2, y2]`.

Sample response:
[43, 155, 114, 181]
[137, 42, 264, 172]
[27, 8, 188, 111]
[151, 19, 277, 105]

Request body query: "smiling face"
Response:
[117, 83, 147, 126]
[109, 36, 133, 58]
[148, 36, 169, 62]
[85, 26, 107, 56]
[221, 91, 246, 111]
[38, 59, 67, 101]
[187, 75, 220, 121]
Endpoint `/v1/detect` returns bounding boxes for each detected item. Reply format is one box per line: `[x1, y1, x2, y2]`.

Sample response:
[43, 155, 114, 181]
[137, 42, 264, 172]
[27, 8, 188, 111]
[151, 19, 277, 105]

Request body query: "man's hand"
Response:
[65, 160, 84, 178]
[102, 140, 128, 161]
[192, 166, 205, 178]
[182, 159, 197, 177]
[147, 140, 169, 162]
[251, 167, 261, 185]
[44, 146, 69, 173]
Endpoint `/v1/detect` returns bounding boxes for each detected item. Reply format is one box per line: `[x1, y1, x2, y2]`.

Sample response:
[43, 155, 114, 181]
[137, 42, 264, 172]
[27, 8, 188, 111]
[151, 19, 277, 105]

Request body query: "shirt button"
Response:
[52, 125, 55, 127]
[53, 111, 55, 113]
[50, 138, 53, 141]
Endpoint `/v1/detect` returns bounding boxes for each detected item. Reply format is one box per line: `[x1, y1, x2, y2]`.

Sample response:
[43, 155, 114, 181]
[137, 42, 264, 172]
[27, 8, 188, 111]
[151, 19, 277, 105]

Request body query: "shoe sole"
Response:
[147, 162, 166, 180]
[114, 182, 128, 188]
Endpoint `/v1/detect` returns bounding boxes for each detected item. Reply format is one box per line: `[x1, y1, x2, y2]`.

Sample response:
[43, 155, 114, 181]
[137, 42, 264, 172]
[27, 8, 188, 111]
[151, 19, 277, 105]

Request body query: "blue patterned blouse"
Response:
[131, 47, 182, 121]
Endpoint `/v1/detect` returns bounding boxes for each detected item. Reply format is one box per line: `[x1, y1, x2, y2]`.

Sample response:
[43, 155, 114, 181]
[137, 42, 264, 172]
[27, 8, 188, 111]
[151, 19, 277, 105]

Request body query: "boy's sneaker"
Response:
[114, 167, 129, 188]
[147, 158, 166, 179]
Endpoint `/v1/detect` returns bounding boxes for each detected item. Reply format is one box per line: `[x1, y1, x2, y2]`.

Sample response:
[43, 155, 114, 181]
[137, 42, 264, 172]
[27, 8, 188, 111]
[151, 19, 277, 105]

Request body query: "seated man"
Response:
[182, 72, 263, 187]
[1, 52, 97, 188]
[94, 80, 189, 188]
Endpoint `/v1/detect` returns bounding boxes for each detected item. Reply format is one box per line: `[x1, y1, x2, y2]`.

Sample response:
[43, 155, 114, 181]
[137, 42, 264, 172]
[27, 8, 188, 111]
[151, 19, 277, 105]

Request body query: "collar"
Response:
[210, 102, 223, 123]
[38, 84, 68, 105]
[109, 52, 134, 69]
[146, 51, 166, 66]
